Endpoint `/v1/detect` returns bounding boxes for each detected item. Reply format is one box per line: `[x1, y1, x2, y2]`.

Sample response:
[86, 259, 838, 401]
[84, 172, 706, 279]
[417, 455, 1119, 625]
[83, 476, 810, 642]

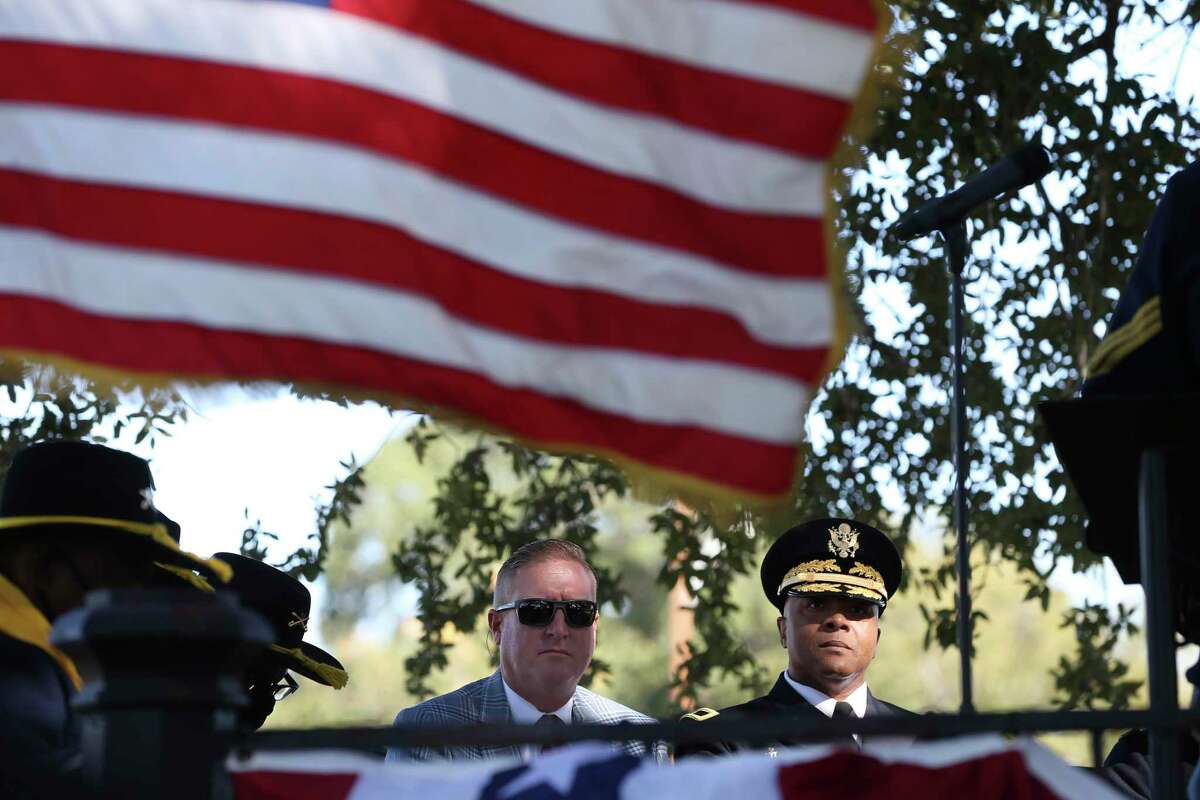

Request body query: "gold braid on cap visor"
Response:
[154, 563, 215, 593]
[778, 561, 887, 603]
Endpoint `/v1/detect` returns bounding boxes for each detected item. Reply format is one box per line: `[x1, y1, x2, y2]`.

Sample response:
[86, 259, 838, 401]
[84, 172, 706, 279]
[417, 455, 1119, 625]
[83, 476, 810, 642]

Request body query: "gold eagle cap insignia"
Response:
[827, 523, 860, 559]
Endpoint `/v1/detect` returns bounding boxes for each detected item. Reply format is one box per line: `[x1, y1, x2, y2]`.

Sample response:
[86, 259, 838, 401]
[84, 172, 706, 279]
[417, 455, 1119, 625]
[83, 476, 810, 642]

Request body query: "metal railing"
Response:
[246, 708, 1200, 756]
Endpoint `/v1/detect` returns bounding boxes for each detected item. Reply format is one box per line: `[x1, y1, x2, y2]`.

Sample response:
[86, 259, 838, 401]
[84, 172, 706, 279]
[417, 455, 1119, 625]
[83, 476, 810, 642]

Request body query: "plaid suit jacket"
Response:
[385, 670, 664, 763]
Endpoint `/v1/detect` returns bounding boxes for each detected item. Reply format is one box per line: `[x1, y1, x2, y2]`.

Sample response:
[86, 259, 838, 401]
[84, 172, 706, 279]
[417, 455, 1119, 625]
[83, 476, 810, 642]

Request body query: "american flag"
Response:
[229, 738, 1124, 800]
[0, 0, 882, 502]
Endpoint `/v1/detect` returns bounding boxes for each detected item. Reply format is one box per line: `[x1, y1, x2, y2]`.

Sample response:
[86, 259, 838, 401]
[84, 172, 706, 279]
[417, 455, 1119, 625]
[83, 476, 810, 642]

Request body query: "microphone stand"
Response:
[896, 143, 1053, 715]
[942, 220, 975, 713]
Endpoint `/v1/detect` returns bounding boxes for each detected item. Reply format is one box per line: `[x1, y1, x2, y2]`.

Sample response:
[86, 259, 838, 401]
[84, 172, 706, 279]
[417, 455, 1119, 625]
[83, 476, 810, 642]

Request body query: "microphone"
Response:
[892, 143, 1053, 240]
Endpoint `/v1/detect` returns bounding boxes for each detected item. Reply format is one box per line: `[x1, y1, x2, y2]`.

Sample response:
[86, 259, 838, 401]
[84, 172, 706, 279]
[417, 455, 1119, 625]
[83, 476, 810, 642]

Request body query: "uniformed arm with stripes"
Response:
[673, 707, 733, 759]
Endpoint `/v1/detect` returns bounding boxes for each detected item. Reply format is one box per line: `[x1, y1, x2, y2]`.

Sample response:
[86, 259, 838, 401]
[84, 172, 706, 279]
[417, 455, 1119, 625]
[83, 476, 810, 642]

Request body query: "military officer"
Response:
[1039, 161, 1200, 799]
[675, 517, 912, 758]
[1081, 161, 1200, 401]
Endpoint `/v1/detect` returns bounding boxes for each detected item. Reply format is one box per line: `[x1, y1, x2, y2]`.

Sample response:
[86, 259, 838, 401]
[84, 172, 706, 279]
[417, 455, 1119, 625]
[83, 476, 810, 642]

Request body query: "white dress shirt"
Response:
[781, 671, 869, 718]
[502, 677, 573, 760]
[782, 671, 869, 745]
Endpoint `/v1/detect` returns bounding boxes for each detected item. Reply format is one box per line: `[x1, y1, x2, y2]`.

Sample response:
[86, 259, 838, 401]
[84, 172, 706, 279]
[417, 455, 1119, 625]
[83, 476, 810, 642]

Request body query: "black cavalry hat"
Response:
[0, 440, 231, 583]
[760, 517, 902, 611]
[214, 553, 348, 689]
[153, 512, 220, 593]
[1040, 395, 1200, 584]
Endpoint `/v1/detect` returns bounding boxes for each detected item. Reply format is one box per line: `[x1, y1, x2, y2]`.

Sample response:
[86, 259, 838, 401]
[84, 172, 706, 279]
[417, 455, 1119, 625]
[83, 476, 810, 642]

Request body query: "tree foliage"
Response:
[241, 456, 366, 581]
[1054, 602, 1143, 710]
[811, 0, 1199, 708]
[0, 359, 187, 479]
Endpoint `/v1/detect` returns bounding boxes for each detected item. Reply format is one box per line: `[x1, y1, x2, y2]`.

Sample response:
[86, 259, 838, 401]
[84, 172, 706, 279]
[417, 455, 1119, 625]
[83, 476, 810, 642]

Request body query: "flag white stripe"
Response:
[0, 0, 827, 215]
[0, 226, 808, 444]
[0, 103, 833, 349]
[466, 0, 874, 100]
[229, 750, 501, 800]
[1018, 739, 1126, 799]
[622, 750, 784, 800]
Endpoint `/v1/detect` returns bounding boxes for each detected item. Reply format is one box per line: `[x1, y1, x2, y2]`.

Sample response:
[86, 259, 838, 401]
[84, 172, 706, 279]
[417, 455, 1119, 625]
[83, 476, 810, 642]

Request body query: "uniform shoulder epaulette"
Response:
[680, 707, 720, 722]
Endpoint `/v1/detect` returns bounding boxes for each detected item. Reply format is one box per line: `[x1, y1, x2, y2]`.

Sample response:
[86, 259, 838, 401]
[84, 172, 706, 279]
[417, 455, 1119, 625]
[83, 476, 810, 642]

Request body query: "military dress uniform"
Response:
[213, 553, 349, 731]
[1082, 161, 1200, 400]
[0, 441, 229, 797]
[675, 518, 912, 759]
[0, 573, 84, 797]
[1040, 161, 1200, 589]
[1039, 162, 1200, 799]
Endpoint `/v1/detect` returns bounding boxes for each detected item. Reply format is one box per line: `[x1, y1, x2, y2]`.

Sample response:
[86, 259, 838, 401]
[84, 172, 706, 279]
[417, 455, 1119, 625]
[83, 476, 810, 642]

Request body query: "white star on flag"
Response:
[139, 487, 155, 511]
[496, 744, 615, 798]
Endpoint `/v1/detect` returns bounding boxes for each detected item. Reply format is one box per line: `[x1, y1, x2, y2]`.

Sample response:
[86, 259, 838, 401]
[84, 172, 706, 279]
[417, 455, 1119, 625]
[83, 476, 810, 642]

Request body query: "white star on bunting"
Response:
[496, 744, 614, 798]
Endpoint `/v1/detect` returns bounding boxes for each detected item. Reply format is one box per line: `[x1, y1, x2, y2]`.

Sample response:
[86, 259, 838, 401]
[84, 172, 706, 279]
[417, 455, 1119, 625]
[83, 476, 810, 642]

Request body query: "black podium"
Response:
[50, 587, 273, 799]
[1043, 394, 1200, 800]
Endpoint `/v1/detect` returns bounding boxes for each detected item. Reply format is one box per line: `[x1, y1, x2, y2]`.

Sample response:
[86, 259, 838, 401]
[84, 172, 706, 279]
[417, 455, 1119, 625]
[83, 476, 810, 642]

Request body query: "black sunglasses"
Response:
[493, 598, 598, 628]
[254, 671, 299, 702]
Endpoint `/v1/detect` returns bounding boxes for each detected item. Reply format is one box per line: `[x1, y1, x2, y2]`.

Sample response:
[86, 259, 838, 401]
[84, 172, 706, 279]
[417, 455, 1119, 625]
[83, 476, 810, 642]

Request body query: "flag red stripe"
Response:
[736, 0, 878, 30]
[331, 0, 852, 159]
[778, 751, 1063, 799]
[0, 42, 822, 280]
[1, 169, 826, 382]
[230, 771, 358, 800]
[0, 295, 799, 495]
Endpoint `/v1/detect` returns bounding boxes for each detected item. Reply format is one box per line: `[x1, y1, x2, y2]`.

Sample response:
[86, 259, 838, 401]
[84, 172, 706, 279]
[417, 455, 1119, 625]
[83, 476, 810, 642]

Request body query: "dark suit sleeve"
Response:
[1103, 730, 1153, 799]
[672, 734, 729, 759]
[0, 636, 75, 748]
[1102, 728, 1199, 800]
[1084, 162, 1200, 396]
[1162, 167, 1200, 374]
[673, 709, 735, 759]
[867, 695, 916, 717]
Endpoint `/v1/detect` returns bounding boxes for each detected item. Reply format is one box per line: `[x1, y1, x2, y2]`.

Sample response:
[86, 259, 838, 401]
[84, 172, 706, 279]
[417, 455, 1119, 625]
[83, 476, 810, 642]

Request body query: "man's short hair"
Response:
[493, 539, 597, 606]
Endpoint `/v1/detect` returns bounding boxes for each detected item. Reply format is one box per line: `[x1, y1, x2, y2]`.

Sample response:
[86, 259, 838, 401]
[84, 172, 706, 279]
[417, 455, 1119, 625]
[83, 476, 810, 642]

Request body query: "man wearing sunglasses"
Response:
[675, 518, 913, 758]
[387, 539, 661, 762]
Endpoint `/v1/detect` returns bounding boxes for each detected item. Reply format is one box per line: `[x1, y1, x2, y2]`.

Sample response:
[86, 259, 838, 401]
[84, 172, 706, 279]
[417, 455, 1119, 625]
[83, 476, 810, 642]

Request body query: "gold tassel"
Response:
[154, 562, 215, 593]
[269, 644, 349, 689]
